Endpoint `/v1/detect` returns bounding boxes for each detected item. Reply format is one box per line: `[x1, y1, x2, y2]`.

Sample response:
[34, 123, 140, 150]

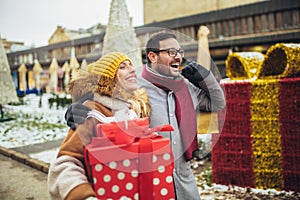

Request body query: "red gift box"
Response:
[84, 118, 176, 200]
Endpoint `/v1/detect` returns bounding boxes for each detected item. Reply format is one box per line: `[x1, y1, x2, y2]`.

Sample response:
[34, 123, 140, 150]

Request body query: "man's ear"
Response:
[147, 52, 157, 63]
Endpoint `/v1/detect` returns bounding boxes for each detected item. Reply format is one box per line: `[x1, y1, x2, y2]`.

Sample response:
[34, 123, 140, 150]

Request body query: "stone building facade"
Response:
[6, 0, 300, 91]
[144, 0, 266, 24]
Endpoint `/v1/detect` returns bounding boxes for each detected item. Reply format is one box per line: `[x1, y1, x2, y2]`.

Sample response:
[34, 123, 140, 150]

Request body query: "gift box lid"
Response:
[86, 137, 172, 165]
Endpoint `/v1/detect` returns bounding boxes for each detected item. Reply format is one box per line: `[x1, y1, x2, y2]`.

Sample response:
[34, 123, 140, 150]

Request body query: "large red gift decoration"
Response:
[213, 44, 300, 192]
[84, 118, 176, 199]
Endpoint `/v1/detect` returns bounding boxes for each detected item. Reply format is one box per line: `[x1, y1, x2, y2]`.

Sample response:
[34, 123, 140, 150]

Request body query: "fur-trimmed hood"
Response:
[69, 69, 116, 102]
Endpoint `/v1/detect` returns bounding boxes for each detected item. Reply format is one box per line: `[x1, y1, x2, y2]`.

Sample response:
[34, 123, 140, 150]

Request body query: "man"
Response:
[139, 32, 226, 199]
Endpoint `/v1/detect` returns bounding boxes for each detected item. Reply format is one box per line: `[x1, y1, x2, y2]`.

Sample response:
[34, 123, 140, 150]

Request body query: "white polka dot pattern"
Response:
[109, 161, 117, 169]
[103, 174, 111, 182]
[166, 175, 173, 183]
[86, 139, 175, 199]
[153, 178, 160, 185]
[123, 159, 130, 167]
[152, 155, 157, 162]
[118, 172, 125, 180]
[97, 188, 105, 196]
[160, 188, 168, 196]
[95, 164, 102, 171]
[163, 153, 171, 160]
[126, 182, 133, 190]
[158, 166, 165, 173]
[112, 185, 119, 193]
[120, 196, 130, 200]
[131, 170, 138, 178]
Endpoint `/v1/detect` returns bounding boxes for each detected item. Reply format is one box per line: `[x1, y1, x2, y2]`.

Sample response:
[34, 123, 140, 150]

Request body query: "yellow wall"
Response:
[144, 0, 267, 24]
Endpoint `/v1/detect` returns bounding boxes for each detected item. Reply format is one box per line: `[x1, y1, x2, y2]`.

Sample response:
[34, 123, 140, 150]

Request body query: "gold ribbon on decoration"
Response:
[226, 43, 300, 80]
[225, 52, 264, 79]
[250, 78, 283, 190]
[257, 43, 300, 79]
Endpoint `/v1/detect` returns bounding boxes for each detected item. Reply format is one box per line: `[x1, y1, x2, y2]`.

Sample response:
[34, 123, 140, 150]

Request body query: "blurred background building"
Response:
[3, 0, 300, 92]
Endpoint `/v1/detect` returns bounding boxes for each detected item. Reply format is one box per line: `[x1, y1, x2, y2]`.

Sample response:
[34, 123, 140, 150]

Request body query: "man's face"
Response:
[151, 38, 183, 77]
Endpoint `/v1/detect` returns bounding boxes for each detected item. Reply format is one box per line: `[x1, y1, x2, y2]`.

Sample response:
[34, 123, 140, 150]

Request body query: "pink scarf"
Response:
[142, 66, 198, 161]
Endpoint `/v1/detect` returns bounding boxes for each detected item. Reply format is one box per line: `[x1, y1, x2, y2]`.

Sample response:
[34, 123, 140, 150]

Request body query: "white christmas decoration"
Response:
[102, 0, 142, 68]
[0, 38, 19, 105]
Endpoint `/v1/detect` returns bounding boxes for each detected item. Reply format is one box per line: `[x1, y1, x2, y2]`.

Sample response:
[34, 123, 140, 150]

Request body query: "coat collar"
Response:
[93, 93, 130, 111]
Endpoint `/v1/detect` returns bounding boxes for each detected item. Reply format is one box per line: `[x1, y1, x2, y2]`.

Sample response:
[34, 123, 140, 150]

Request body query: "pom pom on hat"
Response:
[87, 52, 132, 79]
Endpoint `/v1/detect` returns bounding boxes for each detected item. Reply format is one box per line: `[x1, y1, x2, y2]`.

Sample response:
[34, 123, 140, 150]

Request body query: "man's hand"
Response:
[65, 93, 93, 130]
[181, 61, 210, 87]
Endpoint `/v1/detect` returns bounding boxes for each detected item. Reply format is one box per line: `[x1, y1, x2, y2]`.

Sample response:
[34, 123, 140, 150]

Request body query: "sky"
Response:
[0, 0, 144, 47]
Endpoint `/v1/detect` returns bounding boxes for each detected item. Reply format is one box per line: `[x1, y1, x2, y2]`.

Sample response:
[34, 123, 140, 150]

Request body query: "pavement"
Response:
[2, 140, 300, 200]
[0, 139, 63, 200]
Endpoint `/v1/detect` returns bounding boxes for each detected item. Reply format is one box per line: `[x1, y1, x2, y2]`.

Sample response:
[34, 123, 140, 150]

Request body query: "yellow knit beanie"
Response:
[87, 52, 132, 79]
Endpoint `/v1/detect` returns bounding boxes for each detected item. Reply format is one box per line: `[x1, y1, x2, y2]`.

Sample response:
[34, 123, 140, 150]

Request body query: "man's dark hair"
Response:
[146, 32, 177, 64]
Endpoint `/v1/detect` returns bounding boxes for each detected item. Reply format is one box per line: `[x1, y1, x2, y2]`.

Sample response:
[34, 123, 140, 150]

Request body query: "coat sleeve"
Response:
[188, 72, 226, 112]
[47, 101, 113, 199]
[48, 118, 97, 199]
[47, 155, 95, 200]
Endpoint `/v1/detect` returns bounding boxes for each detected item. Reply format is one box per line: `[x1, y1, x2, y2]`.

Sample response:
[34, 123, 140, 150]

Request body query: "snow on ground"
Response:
[29, 148, 59, 164]
[1, 94, 299, 199]
[0, 93, 69, 164]
[0, 93, 68, 149]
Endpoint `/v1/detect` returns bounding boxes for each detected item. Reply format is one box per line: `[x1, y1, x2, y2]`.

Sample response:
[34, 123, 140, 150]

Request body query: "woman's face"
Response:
[115, 60, 138, 93]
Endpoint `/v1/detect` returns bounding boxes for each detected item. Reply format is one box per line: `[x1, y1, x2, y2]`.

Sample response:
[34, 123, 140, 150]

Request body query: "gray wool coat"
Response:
[138, 68, 226, 200]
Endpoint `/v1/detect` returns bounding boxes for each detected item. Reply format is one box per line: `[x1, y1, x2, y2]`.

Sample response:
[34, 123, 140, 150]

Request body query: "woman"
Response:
[47, 52, 150, 200]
